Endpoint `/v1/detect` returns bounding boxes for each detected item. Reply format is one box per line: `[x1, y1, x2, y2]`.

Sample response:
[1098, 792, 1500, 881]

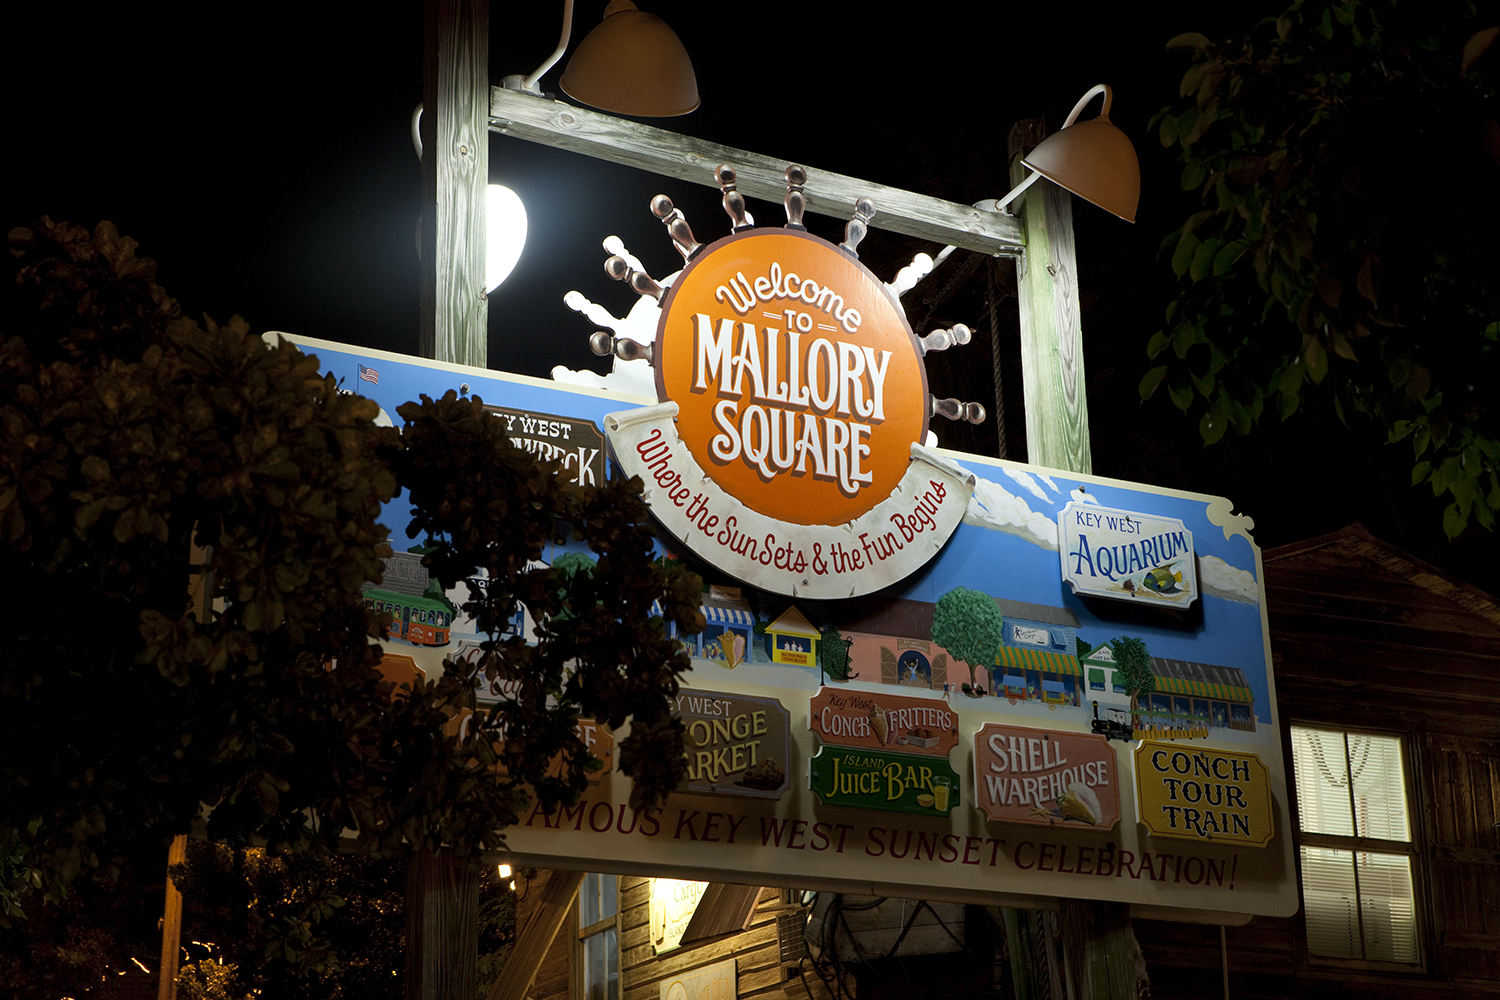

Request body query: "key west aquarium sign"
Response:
[1059, 501, 1198, 607]
[608, 230, 975, 599]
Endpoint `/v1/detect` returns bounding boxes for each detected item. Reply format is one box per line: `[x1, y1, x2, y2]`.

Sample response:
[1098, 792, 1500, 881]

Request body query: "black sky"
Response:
[14, 1, 1496, 590]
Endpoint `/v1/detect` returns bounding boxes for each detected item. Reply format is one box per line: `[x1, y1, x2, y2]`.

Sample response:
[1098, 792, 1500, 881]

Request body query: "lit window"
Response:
[577, 873, 619, 1000]
[1289, 726, 1420, 965]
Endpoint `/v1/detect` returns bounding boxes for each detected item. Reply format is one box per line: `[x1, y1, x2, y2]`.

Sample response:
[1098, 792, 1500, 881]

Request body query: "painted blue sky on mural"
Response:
[293, 335, 1271, 723]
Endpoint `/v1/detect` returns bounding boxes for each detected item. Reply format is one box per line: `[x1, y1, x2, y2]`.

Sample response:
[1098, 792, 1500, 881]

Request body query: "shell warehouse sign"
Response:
[609, 227, 975, 598]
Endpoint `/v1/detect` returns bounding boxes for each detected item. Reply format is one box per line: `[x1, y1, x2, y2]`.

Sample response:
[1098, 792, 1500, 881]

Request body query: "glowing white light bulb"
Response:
[497, 863, 512, 879]
[486, 185, 528, 293]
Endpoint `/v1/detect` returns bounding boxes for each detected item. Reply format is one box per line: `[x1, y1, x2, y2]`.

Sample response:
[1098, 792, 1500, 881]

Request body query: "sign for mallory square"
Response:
[276, 333, 1298, 919]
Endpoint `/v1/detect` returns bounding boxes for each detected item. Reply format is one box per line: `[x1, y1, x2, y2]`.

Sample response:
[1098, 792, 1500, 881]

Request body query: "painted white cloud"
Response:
[1069, 487, 1100, 505]
[1199, 554, 1259, 604]
[1003, 468, 1053, 504]
[551, 237, 677, 399]
[964, 477, 1059, 550]
[1036, 473, 1061, 494]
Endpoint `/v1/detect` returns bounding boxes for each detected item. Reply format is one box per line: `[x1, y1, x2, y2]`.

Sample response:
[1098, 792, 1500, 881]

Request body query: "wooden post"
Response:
[420, 0, 489, 367]
[156, 834, 188, 999]
[486, 869, 584, 1000]
[1009, 119, 1091, 475]
[406, 851, 480, 1000]
[410, 3, 486, 995]
[1059, 898, 1137, 999]
[1009, 119, 1138, 1000]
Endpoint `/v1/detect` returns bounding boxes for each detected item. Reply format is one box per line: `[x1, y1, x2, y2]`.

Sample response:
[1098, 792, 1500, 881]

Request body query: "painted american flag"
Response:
[358, 364, 379, 384]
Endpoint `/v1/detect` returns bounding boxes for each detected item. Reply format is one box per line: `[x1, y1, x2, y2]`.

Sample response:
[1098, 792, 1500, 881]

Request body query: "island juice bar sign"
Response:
[280, 333, 1298, 919]
[606, 230, 976, 598]
[809, 745, 961, 817]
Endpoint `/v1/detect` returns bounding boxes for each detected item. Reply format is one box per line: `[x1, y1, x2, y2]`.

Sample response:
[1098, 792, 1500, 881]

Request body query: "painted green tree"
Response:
[1143, 0, 1499, 538]
[0, 219, 702, 989]
[1108, 636, 1156, 725]
[818, 625, 853, 681]
[930, 586, 1005, 695]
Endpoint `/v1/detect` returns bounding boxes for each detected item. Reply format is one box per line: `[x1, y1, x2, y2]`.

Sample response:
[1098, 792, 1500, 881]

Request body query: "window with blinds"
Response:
[1289, 726, 1421, 966]
[578, 873, 620, 1000]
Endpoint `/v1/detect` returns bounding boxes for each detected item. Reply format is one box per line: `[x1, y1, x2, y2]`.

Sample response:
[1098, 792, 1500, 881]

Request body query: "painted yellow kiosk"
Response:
[766, 606, 820, 667]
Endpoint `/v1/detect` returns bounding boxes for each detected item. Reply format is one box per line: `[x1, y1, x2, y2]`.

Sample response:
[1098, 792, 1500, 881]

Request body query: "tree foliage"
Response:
[167, 845, 512, 1000]
[1144, 0, 1500, 537]
[0, 219, 701, 949]
[930, 587, 1005, 691]
[1108, 636, 1155, 719]
[818, 625, 853, 681]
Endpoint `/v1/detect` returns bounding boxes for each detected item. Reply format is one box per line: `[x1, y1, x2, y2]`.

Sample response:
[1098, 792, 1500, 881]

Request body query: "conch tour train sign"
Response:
[606, 166, 978, 598]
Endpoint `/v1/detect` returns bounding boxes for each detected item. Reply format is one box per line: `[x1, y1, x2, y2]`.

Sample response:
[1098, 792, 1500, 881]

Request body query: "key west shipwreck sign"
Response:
[278, 166, 1297, 919]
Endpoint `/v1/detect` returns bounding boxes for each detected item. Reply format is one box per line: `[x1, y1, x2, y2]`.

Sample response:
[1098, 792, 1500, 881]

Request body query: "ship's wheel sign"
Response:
[594, 165, 983, 599]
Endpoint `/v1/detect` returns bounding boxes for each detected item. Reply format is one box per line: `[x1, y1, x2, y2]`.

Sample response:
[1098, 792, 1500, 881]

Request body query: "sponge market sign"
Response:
[607, 230, 975, 599]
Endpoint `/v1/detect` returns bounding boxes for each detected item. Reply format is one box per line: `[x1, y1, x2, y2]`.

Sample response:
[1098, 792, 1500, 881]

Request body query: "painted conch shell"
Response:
[1057, 782, 1102, 825]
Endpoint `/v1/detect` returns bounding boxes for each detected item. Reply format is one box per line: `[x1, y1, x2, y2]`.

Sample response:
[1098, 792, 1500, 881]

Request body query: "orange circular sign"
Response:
[655, 230, 928, 526]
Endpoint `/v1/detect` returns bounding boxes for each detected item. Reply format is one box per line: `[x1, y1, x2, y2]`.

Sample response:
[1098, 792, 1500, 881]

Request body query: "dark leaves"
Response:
[1151, 0, 1500, 538]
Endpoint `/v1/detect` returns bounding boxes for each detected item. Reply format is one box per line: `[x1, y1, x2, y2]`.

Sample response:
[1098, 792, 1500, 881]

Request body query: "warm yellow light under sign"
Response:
[650, 878, 709, 954]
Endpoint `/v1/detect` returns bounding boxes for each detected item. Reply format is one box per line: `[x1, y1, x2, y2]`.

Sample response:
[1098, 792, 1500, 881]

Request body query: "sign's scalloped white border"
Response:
[607, 403, 975, 599]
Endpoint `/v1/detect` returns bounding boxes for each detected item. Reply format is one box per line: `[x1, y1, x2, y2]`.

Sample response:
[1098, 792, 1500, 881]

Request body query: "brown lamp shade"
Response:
[1022, 113, 1140, 223]
[560, 1, 700, 117]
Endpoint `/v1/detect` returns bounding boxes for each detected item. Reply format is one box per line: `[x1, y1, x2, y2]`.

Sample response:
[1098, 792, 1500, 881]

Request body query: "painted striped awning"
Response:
[703, 604, 754, 627]
[1153, 675, 1254, 703]
[994, 646, 1081, 676]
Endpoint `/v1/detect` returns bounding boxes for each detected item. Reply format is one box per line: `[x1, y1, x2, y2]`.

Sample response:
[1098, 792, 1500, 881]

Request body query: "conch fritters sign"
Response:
[609, 228, 975, 598]
[809, 688, 958, 757]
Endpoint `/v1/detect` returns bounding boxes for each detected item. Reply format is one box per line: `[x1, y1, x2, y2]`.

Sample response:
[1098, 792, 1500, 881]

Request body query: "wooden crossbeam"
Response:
[489, 86, 1026, 258]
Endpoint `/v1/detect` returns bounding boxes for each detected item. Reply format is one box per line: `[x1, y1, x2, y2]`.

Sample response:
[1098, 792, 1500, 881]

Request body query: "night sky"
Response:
[14, 2, 1496, 590]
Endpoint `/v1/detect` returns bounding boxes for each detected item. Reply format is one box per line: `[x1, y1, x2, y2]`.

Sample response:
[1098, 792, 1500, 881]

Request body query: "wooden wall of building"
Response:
[518, 873, 840, 1000]
[1141, 526, 1500, 998]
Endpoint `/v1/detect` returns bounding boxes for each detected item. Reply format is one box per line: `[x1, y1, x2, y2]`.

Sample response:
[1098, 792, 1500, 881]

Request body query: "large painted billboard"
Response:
[277, 332, 1297, 920]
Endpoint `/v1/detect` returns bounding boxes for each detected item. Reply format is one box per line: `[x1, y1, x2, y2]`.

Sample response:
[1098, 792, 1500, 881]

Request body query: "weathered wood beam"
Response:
[1010, 119, 1091, 475]
[156, 835, 187, 1000]
[421, 0, 489, 367]
[488, 86, 1025, 258]
[405, 851, 479, 1000]
[486, 868, 584, 1000]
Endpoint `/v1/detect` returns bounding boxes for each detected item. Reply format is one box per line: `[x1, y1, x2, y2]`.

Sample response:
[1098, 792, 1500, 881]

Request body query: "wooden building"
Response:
[1141, 525, 1500, 997]
[512, 870, 844, 1000]
[506, 525, 1500, 1000]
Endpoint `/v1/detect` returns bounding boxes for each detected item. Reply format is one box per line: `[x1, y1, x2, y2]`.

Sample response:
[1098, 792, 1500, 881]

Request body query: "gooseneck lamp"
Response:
[501, 0, 699, 118]
[996, 83, 1141, 223]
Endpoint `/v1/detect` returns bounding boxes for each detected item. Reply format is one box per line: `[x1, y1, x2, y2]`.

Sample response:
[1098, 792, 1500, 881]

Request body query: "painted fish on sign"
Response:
[809, 687, 959, 756]
[973, 723, 1120, 829]
[809, 745, 961, 816]
[1058, 501, 1198, 606]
